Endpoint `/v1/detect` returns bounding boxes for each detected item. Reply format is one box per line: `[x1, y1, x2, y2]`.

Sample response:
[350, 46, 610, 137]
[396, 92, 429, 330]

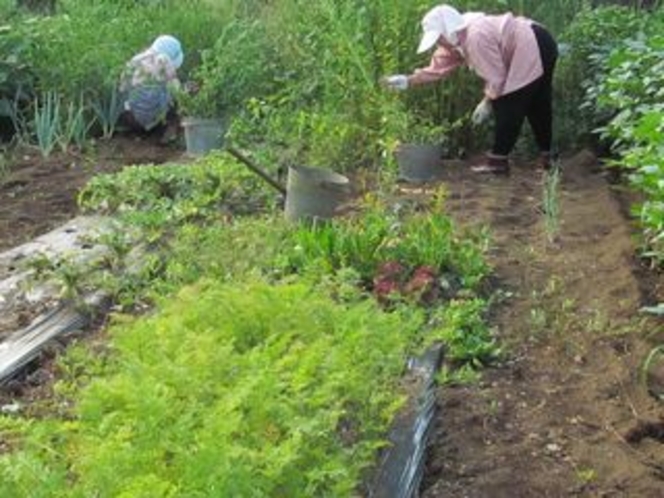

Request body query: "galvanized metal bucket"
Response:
[284, 165, 350, 222]
[394, 143, 444, 183]
[182, 117, 227, 156]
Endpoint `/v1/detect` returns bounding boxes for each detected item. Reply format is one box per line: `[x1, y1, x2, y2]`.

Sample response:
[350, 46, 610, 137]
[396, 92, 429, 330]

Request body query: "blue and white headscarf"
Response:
[151, 35, 184, 69]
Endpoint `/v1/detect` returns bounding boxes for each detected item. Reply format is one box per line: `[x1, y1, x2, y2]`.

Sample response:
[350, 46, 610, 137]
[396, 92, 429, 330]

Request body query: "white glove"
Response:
[382, 74, 409, 91]
[471, 98, 492, 125]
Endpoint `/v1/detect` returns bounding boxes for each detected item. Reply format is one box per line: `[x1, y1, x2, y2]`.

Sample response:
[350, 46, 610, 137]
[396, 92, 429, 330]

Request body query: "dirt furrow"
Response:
[422, 151, 664, 497]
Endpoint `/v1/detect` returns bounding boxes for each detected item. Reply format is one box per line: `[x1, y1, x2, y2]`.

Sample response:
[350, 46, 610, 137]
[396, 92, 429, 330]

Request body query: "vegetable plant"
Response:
[282, 190, 489, 294]
[0, 278, 428, 496]
[32, 90, 60, 157]
[78, 152, 277, 233]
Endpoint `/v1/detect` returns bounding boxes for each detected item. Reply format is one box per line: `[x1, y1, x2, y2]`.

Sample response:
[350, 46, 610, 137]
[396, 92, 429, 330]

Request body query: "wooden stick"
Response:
[226, 146, 287, 196]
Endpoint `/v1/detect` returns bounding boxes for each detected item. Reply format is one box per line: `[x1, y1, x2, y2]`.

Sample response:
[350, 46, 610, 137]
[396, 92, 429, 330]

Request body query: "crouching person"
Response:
[119, 35, 184, 143]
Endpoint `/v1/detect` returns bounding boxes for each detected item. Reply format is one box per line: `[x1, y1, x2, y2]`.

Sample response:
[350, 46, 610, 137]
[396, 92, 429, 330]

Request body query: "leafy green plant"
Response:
[282, 191, 489, 294]
[78, 153, 277, 233]
[582, 16, 664, 263]
[555, 5, 644, 147]
[23, 252, 89, 307]
[436, 363, 482, 386]
[429, 297, 498, 366]
[158, 216, 290, 294]
[0, 19, 38, 125]
[18, 1, 235, 98]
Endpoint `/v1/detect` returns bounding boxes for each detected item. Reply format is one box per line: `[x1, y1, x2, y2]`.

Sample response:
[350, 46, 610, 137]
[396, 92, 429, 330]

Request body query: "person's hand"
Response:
[471, 98, 492, 125]
[184, 80, 200, 95]
[381, 75, 409, 91]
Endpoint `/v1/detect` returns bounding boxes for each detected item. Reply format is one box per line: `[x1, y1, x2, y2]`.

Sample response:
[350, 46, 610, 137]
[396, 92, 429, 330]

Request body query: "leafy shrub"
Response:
[594, 34, 664, 151]
[581, 11, 664, 262]
[555, 5, 644, 147]
[0, 0, 241, 141]
[0, 19, 40, 133]
[177, 19, 279, 118]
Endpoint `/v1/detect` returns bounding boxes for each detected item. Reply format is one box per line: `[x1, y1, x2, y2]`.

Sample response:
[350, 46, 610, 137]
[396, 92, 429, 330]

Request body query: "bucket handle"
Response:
[316, 179, 350, 193]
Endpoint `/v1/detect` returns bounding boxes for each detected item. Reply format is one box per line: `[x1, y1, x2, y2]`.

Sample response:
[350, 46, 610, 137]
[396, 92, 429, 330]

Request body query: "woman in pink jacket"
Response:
[384, 5, 558, 174]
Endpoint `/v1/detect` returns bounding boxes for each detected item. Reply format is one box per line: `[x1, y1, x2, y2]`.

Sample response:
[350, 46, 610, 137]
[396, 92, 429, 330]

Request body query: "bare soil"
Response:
[1, 138, 664, 496]
[422, 151, 664, 497]
[0, 135, 181, 252]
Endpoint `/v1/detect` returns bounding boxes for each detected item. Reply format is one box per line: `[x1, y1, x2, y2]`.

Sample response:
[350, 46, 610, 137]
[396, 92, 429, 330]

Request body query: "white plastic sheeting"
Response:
[0, 216, 117, 382]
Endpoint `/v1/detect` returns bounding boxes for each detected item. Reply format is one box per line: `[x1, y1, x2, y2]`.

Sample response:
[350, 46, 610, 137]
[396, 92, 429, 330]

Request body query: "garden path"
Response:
[421, 151, 664, 497]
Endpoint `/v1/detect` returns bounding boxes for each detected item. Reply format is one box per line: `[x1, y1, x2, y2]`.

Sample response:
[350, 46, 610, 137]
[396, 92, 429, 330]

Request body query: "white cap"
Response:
[417, 5, 466, 53]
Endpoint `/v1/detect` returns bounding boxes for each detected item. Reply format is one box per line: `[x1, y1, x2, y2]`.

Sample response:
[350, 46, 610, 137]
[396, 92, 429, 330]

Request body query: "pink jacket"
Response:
[410, 13, 543, 99]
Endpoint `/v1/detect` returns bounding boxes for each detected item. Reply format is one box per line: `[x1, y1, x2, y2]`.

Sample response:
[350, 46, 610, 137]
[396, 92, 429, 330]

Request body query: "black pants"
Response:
[491, 24, 558, 156]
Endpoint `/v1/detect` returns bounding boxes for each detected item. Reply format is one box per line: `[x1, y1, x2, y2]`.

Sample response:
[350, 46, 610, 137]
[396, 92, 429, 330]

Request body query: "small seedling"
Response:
[436, 363, 482, 386]
[542, 161, 562, 243]
[575, 467, 597, 485]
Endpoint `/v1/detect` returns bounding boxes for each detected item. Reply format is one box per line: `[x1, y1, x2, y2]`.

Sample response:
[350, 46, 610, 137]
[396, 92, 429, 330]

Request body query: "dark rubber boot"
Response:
[471, 153, 510, 175]
[539, 151, 552, 171]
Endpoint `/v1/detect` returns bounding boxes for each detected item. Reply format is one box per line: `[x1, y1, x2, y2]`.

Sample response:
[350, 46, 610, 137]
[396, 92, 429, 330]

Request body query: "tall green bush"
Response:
[177, 19, 279, 118]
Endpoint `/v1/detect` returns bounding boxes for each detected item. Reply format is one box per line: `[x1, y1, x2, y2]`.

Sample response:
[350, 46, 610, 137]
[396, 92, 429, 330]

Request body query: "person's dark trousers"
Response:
[491, 24, 559, 157]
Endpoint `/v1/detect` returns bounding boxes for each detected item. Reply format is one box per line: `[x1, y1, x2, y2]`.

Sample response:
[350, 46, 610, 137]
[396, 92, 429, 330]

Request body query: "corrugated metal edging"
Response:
[369, 343, 444, 498]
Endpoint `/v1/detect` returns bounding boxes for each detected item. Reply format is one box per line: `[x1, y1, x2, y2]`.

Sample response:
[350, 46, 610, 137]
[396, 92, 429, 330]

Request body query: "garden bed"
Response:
[1, 136, 664, 496]
[1, 1, 664, 496]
